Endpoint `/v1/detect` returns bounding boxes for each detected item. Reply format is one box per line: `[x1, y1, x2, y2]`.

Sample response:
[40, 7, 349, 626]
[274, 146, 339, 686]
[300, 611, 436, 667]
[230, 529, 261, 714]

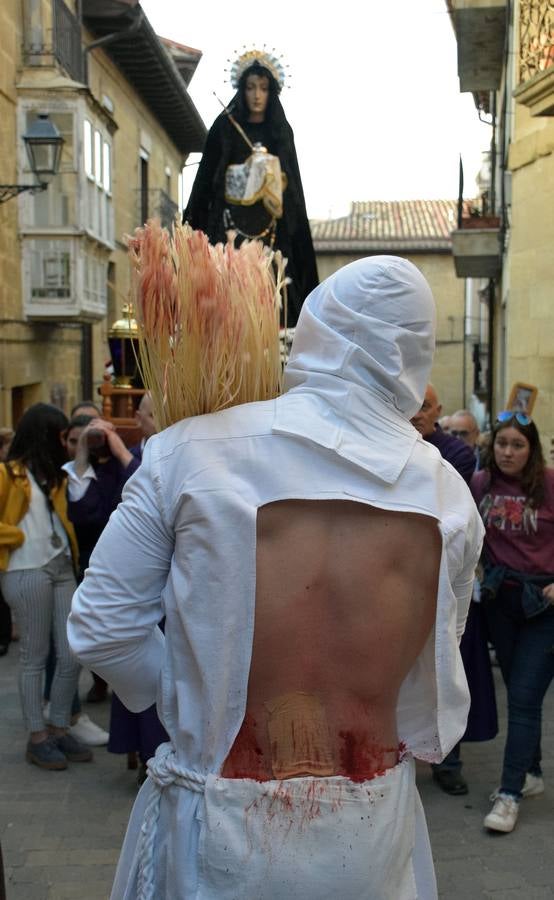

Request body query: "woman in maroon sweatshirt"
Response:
[471, 412, 554, 834]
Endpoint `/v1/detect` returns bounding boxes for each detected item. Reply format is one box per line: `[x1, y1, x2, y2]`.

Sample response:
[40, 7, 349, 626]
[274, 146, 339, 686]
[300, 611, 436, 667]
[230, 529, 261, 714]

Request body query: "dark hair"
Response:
[231, 64, 288, 141]
[481, 415, 545, 507]
[70, 400, 101, 417]
[67, 414, 94, 432]
[7, 403, 69, 490]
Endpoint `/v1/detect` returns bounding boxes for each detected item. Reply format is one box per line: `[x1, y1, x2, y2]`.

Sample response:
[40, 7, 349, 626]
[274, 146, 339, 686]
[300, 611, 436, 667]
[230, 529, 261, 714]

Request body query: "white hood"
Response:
[274, 256, 436, 484]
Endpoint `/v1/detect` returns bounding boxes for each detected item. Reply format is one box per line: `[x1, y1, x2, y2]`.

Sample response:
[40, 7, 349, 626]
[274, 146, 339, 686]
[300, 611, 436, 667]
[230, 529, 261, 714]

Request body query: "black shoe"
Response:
[0, 642, 9, 657]
[432, 768, 468, 795]
[86, 685, 108, 703]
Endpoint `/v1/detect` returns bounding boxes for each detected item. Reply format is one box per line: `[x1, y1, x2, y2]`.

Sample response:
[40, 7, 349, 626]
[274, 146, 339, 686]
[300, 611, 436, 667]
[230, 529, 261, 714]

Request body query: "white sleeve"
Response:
[64, 461, 97, 501]
[67, 441, 174, 712]
[453, 505, 485, 642]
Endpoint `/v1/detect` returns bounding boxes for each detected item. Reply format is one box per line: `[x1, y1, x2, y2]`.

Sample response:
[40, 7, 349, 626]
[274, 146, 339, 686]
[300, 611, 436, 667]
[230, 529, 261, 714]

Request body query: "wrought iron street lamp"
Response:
[0, 113, 65, 204]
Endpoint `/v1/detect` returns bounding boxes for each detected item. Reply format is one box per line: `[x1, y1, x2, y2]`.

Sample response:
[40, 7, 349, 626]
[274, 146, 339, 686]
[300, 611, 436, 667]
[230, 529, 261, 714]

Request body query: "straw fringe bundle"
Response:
[127, 220, 285, 431]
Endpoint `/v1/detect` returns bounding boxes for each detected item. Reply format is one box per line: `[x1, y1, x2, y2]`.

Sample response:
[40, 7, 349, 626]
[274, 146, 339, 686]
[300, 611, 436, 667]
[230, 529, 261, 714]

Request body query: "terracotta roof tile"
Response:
[159, 38, 202, 57]
[311, 199, 467, 252]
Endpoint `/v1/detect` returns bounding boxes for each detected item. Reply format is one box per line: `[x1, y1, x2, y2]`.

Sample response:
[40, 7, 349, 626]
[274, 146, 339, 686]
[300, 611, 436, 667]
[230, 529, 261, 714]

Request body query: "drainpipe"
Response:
[486, 90, 497, 423]
[83, 8, 144, 81]
[486, 279, 495, 425]
[490, 93, 497, 216]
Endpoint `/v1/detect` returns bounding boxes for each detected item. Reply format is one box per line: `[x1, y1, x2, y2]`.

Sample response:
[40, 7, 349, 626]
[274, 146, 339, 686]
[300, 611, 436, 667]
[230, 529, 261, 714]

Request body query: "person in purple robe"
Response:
[411, 384, 497, 796]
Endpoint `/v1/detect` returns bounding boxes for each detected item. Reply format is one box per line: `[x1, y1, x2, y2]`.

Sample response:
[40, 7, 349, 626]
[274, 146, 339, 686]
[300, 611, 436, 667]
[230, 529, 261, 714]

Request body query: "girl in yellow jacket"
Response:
[0, 403, 92, 769]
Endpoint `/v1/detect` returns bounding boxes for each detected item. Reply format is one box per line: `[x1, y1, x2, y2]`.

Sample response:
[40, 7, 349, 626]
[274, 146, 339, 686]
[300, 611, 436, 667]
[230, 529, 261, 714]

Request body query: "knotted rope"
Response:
[136, 742, 206, 900]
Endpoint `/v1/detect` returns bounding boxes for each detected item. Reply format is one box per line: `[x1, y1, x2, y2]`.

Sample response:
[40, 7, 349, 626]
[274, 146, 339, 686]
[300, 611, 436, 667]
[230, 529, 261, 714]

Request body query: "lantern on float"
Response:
[107, 304, 143, 388]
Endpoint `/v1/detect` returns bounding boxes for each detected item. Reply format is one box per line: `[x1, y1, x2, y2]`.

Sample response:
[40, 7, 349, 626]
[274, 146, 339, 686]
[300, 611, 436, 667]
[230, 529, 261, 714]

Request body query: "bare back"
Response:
[222, 499, 441, 781]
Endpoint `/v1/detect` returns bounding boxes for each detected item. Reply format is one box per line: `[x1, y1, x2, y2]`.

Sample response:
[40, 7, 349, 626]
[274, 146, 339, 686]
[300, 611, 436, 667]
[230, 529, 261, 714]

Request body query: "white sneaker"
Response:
[490, 773, 545, 802]
[521, 773, 544, 797]
[484, 793, 519, 833]
[68, 713, 109, 746]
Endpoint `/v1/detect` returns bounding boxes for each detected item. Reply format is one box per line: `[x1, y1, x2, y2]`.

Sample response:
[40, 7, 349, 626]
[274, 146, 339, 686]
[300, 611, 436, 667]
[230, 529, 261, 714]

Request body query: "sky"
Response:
[141, 0, 492, 219]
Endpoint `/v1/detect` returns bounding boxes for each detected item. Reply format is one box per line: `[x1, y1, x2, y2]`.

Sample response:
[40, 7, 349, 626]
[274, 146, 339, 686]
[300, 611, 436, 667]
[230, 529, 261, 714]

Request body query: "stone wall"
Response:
[315, 250, 468, 415]
[506, 101, 554, 453]
[0, 2, 187, 427]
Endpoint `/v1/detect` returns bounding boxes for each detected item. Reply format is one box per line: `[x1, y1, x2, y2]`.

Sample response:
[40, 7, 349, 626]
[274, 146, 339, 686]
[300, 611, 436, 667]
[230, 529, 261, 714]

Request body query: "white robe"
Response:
[68, 256, 484, 899]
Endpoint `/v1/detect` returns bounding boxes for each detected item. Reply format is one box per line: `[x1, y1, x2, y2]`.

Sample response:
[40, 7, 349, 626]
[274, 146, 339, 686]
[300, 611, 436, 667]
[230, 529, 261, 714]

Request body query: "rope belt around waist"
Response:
[136, 742, 206, 900]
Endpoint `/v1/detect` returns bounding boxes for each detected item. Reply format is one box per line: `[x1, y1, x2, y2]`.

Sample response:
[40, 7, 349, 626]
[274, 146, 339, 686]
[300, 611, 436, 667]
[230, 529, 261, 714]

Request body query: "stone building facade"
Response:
[0, 0, 205, 426]
[448, 0, 554, 454]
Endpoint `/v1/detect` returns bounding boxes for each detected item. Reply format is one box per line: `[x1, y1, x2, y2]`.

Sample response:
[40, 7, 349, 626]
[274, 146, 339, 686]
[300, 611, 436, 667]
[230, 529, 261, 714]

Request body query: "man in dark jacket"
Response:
[411, 384, 475, 485]
[412, 384, 497, 795]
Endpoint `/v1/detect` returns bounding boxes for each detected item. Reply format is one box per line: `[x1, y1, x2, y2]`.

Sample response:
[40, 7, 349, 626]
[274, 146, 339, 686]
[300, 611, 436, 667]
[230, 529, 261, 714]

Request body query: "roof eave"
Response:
[313, 240, 452, 254]
[82, 1, 207, 154]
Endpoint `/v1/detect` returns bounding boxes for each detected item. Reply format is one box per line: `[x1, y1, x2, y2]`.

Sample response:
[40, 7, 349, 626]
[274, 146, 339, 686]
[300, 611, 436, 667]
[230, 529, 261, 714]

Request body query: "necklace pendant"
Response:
[50, 533, 63, 549]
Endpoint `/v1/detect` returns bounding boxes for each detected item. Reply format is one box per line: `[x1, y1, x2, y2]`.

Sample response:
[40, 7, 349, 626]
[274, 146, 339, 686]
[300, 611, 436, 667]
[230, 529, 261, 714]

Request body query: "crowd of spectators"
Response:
[1, 384, 552, 842]
[0, 395, 167, 781]
[415, 392, 553, 833]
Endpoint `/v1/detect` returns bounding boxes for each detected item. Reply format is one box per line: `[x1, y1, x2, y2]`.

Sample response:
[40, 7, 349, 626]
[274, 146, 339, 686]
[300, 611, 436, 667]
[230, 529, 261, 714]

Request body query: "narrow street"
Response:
[1, 649, 552, 899]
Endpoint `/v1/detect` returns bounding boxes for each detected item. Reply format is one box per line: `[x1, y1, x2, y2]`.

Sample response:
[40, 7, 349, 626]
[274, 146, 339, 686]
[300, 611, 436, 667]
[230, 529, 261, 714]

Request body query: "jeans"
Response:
[483, 582, 554, 798]
[432, 743, 461, 773]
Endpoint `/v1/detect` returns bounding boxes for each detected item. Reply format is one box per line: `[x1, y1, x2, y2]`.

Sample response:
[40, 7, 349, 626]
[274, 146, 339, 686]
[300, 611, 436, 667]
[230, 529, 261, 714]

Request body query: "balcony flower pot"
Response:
[460, 215, 501, 230]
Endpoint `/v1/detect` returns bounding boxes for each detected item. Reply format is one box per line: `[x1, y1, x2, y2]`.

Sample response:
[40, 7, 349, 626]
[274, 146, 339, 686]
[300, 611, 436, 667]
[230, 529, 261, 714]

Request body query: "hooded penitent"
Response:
[69, 255, 483, 900]
[275, 256, 436, 484]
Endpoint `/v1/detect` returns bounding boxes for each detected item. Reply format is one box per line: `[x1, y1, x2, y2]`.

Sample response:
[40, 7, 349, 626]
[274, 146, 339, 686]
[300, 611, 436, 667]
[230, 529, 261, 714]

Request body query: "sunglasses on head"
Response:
[496, 411, 532, 426]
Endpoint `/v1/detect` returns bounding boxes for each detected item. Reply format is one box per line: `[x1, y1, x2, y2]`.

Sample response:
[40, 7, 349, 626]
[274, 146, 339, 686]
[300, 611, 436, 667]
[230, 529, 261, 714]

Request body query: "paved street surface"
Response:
[1, 647, 553, 900]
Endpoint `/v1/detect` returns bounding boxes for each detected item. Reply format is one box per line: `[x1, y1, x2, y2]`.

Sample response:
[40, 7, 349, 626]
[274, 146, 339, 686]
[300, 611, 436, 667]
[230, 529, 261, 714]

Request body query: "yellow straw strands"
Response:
[127, 220, 285, 431]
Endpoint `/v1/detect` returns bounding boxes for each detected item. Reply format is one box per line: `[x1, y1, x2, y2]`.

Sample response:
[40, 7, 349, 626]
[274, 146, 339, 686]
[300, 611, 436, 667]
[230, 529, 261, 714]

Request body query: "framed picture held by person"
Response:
[507, 382, 538, 416]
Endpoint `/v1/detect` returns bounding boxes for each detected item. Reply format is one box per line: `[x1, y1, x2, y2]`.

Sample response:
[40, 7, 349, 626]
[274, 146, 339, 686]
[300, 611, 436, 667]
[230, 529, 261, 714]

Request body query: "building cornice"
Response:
[82, 0, 206, 154]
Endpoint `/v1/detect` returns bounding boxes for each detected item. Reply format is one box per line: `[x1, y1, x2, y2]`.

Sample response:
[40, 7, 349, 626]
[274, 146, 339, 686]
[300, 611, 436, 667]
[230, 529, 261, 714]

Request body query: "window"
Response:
[29, 240, 72, 299]
[94, 129, 102, 185]
[83, 117, 113, 245]
[84, 119, 93, 177]
[103, 141, 111, 194]
[52, 0, 83, 82]
[83, 248, 108, 312]
[23, 237, 109, 319]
